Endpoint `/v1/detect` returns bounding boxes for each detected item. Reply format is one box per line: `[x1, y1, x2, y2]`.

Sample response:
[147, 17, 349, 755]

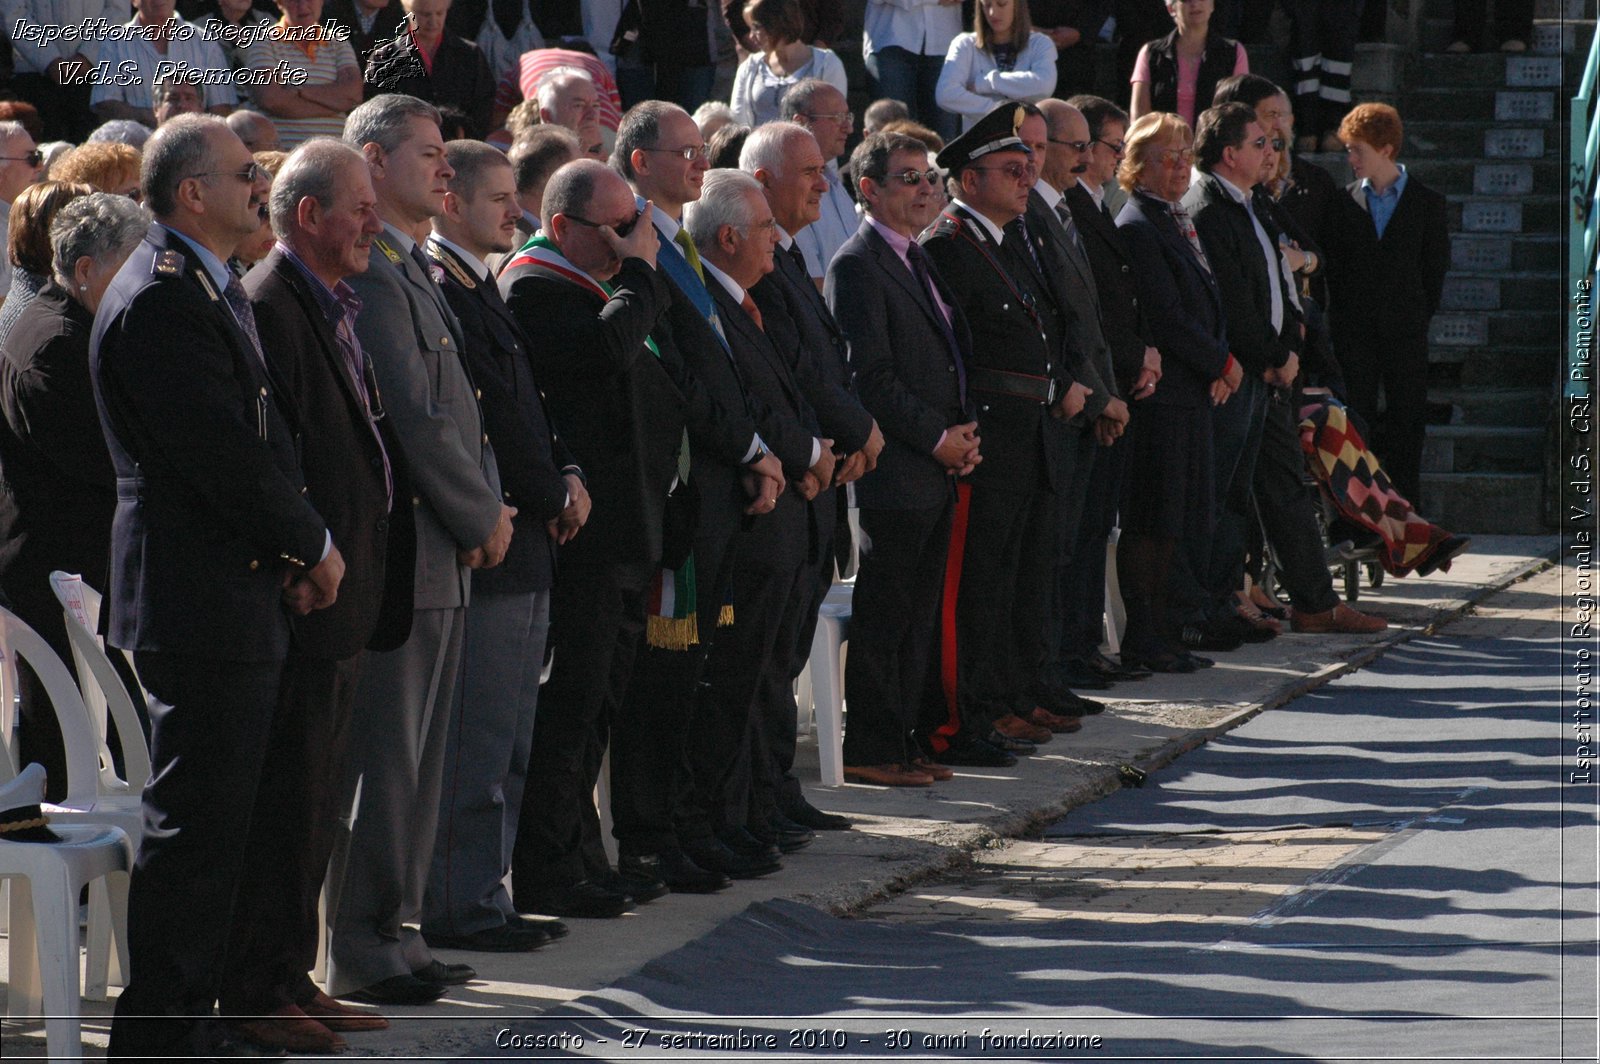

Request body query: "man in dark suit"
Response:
[1060, 95, 1162, 683]
[917, 104, 1092, 767]
[325, 93, 513, 1007]
[742, 120, 884, 829]
[500, 158, 693, 917]
[1183, 102, 1299, 647]
[1018, 101, 1128, 724]
[421, 139, 589, 950]
[1326, 102, 1450, 510]
[222, 138, 401, 1053]
[828, 131, 980, 786]
[608, 100, 793, 886]
[92, 114, 343, 1060]
[684, 167, 832, 862]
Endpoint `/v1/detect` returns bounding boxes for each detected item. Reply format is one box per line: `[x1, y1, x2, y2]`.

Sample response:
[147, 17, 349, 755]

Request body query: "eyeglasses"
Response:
[1092, 138, 1126, 156]
[1269, 137, 1286, 151]
[804, 110, 854, 127]
[564, 209, 643, 238]
[1049, 138, 1092, 152]
[883, 168, 942, 186]
[967, 161, 1030, 181]
[192, 161, 266, 184]
[0, 150, 43, 167]
[643, 144, 710, 162]
[1244, 135, 1270, 150]
[735, 217, 779, 235]
[1157, 147, 1195, 166]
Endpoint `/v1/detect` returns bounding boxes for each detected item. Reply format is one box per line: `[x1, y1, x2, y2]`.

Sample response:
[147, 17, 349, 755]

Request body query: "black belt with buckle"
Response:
[968, 368, 1058, 405]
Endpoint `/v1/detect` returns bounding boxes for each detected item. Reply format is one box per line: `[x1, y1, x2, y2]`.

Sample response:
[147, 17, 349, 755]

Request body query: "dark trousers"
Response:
[221, 652, 363, 1015]
[1202, 373, 1270, 619]
[842, 500, 952, 766]
[866, 46, 959, 139]
[1042, 426, 1097, 687]
[1341, 329, 1428, 506]
[681, 507, 807, 841]
[610, 520, 738, 857]
[1454, 0, 1533, 47]
[108, 652, 282, 1059]
[1288, 0, 1366, 135]
[512, 556, 653, 895]
[1253, 392, 1342, 613]
[1061, 433, 1130, 659]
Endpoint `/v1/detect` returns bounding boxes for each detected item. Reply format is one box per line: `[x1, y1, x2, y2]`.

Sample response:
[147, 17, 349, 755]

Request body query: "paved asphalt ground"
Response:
[3, 534, 1591, 1061]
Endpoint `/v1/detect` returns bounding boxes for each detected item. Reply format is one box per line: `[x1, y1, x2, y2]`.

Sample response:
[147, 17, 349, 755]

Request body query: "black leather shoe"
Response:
[716, 826, 782, 862]
[513, 914, 569, 939]
[1180, 623, 1242, 652]
[1086, 648, 1151, 680]
[626, 849, 729, 893]
[423, 922, 549, 952]
[1054, 661, 1114, 689]
[929, 735, 1017, 767]
[341, 974, 446, 1006]
[1121, 647, 1197, 673]
[683, 837, 781, 878]
[604, 859, 668, 903]
[782, 799, 852, 831]
[1181, 650, 1215, 669]
[413, 959, 475, 985]
[987, 728, 1036, 754]
[758, 816, 814, 853]
[517, 879, 632, 919]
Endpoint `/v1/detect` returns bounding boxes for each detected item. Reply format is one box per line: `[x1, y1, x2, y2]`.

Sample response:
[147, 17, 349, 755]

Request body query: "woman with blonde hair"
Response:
[936, 0, 1058, 132]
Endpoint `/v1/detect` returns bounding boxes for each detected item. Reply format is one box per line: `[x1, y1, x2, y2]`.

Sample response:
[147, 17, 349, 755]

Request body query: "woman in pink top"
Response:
[1128, 0, 1247, 127]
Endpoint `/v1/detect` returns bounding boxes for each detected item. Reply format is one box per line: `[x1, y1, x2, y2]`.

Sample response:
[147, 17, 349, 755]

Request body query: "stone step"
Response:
[1412, 51, 1579, 87]
[1534, 0, 1591, 21]
[1422, 425, 1546, 474]
[1447, 195, 1563, 234]
[1429, 386, 1553, 427]
[1405, 87, 1557, 121]
[1429, 310, 1563, 348]
[1429, 344, 1556, 389]
[1353, 42, 1408, 95]
[1405, 122, 1552, 159]
[1420, 471, 1550, 533]
[1408, 158, 1565, 197]
[1439, 271, 1563, 310]
[1424, 16, 1599, 54]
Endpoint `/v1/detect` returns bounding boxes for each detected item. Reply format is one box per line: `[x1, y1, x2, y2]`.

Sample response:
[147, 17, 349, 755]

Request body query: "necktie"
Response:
[222, 274, 265, 366]
[785, 240, 809, 279]
[673, 228, 706, 283]
[905, 241, 967, 408]
[1170, 203, 1212, 274]
[1054, 200, 1086, 262]
[334, 308, 393, 504]
[1009, 216, 1047, 280]
[409, 243, 436, 284]
[1101, 198, 1115, 225]
[740, 292, 764, 331]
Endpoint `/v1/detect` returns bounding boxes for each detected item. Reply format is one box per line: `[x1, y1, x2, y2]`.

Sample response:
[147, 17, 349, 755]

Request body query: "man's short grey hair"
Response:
[541, 157, 611, 232]
[153, 69, 200, 102]
[269, 137, 365, 238]
[691, 100, 733, 133]
[535, 67, 594, 115]
[50, 191, 151, 289]
[0, 121, 26, 145]
[683, 168, 762, 250]
[510, 126, 580, 194]
[87, 119, 152, 150]
[343, 93, 442, 156]
[444, 139, 512, 202]
[779, 77, 838, 122]
[141, 113, 226, 218]
[862, 97, 910, 133]
[738, 121, 814, 177]
[610, 99, 684, 182]
[227, 109, 279, 150]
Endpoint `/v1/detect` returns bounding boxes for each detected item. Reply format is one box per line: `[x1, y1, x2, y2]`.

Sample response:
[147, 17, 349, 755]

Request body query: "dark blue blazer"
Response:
[826, 219, 973, 511]
[91, 224, 327, 661]
[1115, 191, 1230, 409]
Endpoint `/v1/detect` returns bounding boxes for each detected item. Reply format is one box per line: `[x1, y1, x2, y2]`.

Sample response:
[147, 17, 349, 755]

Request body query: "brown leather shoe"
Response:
[231, 1005, 347, 1053]
[1026, 706, 1084, 734]
[843, 763, 935, 786]
[909, 756, 955, 781]
[302, 990, 389, 1032]
[994, 712, 1052, 744]
[1291, 603, 1388, 634]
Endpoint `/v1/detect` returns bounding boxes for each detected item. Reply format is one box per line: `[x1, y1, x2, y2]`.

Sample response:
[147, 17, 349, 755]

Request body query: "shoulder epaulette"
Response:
[429, 243, 477, 289]
[152, 248, 183, 276]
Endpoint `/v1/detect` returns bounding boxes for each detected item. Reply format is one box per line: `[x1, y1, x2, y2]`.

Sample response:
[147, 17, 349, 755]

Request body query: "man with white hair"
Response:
[538, 67, 605, 159]
[0, 120, 43, 300]
[781, 78, 856, 284]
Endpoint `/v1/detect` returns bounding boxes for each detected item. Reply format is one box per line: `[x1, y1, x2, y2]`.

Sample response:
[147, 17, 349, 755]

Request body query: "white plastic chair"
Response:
[0, 603, 139, 1002]
[795, 582, 851, 787]
[1103, 526, 1126, 654]
[0, 765, 133, 1062]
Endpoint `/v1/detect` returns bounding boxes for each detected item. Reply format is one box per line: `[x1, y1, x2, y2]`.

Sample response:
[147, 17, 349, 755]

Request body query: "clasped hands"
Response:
[458, 504, 518, 569]
[281, 544, 346, 616]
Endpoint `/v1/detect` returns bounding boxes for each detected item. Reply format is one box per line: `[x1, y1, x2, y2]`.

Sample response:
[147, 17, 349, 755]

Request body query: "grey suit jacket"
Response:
[346, 228, 502, 611]
[1027, 187, 1119, 410]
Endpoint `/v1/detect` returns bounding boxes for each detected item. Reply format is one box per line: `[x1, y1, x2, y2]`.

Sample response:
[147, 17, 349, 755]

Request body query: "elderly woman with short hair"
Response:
[1112, 111, 1239, 673]
[0, 180, 96, 350]
[0, 191, 151, 796]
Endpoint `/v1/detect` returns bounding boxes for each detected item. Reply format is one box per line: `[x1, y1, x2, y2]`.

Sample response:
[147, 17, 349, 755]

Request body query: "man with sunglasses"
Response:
[917, 103, 1092, 768]
[0, 122, 43, 303]
[1179, 101, 1302, 651]
[94, 113, 343, 1060]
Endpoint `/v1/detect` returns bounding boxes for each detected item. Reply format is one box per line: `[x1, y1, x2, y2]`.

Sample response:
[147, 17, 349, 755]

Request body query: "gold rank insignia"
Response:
[153, 249, 183, 276]
[195, 269, 221, 302]
[432, 246, 476, 289]
[375, 238, 403, 265]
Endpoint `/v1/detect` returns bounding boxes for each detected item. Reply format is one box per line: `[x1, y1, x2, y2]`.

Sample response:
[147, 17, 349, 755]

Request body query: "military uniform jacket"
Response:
[919, 204, 1061, 495]
[429, 238, 578, 595]
[347, 230, 502, 612]
[90, 224, 327, 661]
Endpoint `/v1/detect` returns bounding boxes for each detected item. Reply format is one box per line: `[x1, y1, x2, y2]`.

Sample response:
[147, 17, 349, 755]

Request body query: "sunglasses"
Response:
[0, 150, 44, 167]
[564, 209, 643, 238]
[1093, 138, 1127, 155]
[193, 161, 267, 184]
[643, 144, 710, 162]
[1270, 137, 1286, 151]
[883, 168, 942, 186]
[1049, 137, 1092, 152]
[967, 161, 1030, 181]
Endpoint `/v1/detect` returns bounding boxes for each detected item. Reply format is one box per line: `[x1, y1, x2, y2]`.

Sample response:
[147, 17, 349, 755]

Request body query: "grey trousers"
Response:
[325, 605, 463, 994]
[423, 589, 550, 935]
